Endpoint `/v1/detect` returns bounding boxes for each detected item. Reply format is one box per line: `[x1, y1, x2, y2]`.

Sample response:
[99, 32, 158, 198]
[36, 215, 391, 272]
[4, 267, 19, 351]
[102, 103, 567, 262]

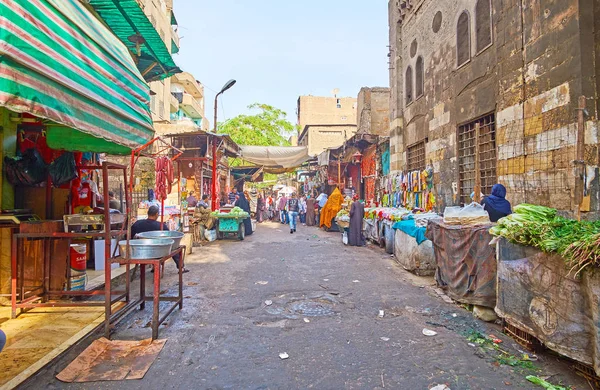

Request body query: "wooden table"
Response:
[113, 246, 185, 340]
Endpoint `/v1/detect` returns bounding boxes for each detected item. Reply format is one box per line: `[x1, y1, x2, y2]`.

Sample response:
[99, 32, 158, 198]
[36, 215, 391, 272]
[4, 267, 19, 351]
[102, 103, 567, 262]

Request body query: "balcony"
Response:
[180, 93, 203, 119]
[169, 93, 179, 113]
[172, 72, 203, 99]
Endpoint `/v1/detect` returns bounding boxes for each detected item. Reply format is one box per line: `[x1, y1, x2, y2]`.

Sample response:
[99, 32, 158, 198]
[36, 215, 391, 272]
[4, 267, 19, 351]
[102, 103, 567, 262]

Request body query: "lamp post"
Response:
[211, 79, 236, 210]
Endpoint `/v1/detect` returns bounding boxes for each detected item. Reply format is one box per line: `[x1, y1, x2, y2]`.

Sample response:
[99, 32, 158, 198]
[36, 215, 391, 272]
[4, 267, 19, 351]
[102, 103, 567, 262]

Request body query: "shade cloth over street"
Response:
[239, 146, 310, 173]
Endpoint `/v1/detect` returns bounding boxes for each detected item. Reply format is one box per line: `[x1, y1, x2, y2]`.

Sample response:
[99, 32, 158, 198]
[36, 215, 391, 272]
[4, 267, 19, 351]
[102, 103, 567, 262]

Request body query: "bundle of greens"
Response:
[490, 204, 600, 276]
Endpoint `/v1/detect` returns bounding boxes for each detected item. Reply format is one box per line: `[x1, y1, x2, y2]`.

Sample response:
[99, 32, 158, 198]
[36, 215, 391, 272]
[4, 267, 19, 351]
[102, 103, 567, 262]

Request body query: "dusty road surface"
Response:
[24, 223, 587, 390]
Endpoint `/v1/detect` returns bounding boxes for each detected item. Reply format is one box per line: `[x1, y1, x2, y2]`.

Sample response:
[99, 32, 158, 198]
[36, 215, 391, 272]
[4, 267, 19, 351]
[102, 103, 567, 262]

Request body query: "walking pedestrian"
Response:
[286, 193, 300, 234]
[278, 193, 288, 224]
[256, 194, 266, 223]
[348, 195, 366, 246]
[299, 195, 307, 225]
[305, 195, 316, 226]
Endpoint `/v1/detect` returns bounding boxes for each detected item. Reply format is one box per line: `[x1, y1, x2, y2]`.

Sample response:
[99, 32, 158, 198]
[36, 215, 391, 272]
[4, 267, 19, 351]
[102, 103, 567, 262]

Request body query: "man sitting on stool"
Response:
[131, 205, 189, 273]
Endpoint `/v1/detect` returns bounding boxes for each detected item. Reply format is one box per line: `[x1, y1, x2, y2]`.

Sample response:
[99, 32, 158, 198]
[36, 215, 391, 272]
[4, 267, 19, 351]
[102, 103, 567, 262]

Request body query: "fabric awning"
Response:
[88, 0, 181, 82]
[239, 146, 310, 173]
[0, 0, 154, 152]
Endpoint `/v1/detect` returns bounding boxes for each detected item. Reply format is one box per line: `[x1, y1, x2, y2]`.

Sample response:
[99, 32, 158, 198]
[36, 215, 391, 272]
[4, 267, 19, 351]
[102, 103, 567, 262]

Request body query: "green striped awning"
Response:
[0, 0, 154, 152]
[88, 0, 181, 82]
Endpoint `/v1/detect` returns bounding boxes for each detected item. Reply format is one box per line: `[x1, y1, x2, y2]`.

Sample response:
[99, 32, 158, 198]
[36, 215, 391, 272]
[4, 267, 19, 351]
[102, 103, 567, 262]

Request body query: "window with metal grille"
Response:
[458, 113, 497, 205]
[407, 141, 426, 172]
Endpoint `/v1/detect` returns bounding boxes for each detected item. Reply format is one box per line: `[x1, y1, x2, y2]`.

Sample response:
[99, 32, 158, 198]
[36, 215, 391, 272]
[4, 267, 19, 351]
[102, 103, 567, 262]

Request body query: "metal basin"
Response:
[119, 239, 174, 259]
[136, 231, 185, 248]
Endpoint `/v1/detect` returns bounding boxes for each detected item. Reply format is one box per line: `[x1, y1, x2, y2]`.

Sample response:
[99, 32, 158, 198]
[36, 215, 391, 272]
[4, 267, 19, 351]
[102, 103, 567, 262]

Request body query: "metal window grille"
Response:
[458, 113, 496, 204]
[407, 141, 426, 172]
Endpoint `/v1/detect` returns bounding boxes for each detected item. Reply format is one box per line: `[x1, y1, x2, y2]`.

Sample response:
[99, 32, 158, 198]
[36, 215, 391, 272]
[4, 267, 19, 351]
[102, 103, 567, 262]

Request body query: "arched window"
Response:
[415, 56, 424, 98]
[456, 11, 470, 67]
[405, 66, 413, 104]
[476, 0, 492, 52]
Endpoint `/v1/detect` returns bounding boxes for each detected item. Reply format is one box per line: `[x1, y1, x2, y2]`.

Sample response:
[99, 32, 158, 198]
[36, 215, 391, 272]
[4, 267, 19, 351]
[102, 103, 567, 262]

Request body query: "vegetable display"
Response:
[490, 204, 600, 275]
[211, 206, 249, 218]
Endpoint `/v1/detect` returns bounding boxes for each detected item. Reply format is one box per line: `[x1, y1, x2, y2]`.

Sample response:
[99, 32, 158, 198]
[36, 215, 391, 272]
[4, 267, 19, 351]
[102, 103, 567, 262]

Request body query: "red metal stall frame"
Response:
[10, 162, 141, 338]
[128, 136, 183, 231]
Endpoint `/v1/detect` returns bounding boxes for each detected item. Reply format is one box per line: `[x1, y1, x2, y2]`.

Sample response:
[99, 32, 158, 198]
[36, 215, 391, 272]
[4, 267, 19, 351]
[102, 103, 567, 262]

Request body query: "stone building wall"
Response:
[388, 0, 600, 214]
[297, 96, 357, 132]
[357, 87, 390, 136]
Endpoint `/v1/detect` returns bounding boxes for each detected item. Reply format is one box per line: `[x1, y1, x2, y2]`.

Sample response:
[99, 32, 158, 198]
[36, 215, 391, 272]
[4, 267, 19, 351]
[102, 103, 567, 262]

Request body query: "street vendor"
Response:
[193, 194, 216, 243]
[131, 206, 189, 273]
[481, 184, 512, 223]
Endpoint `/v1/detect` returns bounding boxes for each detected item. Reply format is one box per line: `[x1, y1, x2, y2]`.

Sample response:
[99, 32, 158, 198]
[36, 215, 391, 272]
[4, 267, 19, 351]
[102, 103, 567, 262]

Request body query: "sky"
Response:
[173, 1, 390, 125]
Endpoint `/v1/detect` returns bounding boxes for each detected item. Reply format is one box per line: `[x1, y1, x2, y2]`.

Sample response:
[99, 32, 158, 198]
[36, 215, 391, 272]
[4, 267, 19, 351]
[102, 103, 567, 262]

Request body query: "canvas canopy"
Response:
[0, 0, 154, 153]
[239, 146, 310, 173]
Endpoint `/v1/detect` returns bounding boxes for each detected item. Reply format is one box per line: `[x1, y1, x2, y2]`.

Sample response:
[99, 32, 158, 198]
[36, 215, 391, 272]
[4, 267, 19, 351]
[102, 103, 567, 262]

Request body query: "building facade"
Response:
[154, 72, 209, 134]
[297, 95, 358, 156]
[357, 87, 390, 136]
[388, 0, 600, 214]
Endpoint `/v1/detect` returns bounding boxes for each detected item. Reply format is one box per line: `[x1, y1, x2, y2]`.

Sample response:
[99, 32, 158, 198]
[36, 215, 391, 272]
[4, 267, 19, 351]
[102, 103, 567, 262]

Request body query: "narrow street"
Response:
[25, 224, 586, 390]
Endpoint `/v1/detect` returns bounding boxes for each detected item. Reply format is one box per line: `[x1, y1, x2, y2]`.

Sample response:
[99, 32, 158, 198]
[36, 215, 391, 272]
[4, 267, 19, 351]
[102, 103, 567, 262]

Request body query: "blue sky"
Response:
[173, 1, 390, 125]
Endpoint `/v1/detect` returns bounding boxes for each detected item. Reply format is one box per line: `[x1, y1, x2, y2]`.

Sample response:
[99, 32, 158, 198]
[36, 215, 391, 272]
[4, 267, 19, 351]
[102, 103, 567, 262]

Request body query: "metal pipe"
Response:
[211, 92, 221, 211]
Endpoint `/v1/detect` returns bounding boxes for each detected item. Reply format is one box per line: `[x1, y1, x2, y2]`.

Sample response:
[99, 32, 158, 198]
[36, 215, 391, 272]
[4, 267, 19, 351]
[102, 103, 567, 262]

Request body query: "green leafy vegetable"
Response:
[490, 205, 600, 275]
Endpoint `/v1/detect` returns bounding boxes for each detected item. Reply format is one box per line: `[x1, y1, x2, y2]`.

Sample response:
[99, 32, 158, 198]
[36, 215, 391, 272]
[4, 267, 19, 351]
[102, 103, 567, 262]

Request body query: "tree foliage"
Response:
[217, 103, 296, 146]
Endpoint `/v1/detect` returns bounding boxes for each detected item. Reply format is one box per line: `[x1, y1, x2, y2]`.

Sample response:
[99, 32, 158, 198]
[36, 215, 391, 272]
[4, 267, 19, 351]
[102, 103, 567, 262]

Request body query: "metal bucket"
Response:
[118, 239, 174, 259]
[136, 231, 185, 248]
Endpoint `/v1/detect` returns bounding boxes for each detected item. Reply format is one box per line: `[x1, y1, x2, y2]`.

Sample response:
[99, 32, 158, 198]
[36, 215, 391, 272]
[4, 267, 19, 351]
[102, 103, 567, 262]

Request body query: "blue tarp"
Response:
[392, 219, 428, 245]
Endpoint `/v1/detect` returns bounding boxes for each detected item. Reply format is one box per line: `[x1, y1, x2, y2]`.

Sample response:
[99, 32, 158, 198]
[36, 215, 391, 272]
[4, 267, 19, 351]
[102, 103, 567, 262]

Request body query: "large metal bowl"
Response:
[118, 239, 174, 259]
[136, 231, 185, 248]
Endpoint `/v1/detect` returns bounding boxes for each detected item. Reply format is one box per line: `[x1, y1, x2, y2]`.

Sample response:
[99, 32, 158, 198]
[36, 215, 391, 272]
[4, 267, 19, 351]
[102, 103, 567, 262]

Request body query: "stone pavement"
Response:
[23, 223, 587, 389]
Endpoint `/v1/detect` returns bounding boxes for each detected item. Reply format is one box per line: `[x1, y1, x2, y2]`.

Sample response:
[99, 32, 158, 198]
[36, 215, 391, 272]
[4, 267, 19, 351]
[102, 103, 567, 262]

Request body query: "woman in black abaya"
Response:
[235, 191, 254, 236]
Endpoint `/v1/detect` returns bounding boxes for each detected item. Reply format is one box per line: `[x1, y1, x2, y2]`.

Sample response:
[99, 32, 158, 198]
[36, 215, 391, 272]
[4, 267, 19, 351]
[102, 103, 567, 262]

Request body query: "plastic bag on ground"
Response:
[204, 229, 217, 242]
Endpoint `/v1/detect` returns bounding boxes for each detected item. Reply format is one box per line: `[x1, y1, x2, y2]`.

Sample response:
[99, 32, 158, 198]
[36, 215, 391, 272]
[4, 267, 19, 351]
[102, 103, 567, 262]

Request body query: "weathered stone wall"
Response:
[389, 0, 600, 213]
[357, 87, 390, 136]
[297, 96, 357, 132]
[302, 125, 357, 157]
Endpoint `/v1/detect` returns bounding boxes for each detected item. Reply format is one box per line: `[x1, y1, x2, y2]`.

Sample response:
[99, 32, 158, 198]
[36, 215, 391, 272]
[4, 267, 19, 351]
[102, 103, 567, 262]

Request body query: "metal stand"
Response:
[113, 246, 185, 340]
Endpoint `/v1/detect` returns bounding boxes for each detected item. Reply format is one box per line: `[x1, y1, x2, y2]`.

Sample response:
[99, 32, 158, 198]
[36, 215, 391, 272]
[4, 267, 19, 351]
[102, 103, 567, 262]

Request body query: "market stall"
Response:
[490, 204, 600, 375]
[425, 205, 496, 309]
[212, 207, 250, 241]
[392, 215, 438, 276]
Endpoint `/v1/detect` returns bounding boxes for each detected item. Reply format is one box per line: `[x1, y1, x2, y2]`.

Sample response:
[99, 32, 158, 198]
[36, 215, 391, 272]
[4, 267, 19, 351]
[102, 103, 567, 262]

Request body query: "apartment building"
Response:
[297, 95, 358, 156]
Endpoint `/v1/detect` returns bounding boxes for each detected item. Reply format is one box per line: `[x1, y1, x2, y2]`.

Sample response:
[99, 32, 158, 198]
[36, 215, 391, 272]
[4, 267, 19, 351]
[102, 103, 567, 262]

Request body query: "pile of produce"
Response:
[490, 204, 600, 275]
[211, 206, 249, 218]
[336, 209, 350, 222]
[365, 207, 410, 222]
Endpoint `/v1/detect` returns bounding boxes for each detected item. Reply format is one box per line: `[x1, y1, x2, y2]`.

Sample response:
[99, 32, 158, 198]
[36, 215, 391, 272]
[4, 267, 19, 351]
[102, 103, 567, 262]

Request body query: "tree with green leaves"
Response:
[217, 103, 296, 146]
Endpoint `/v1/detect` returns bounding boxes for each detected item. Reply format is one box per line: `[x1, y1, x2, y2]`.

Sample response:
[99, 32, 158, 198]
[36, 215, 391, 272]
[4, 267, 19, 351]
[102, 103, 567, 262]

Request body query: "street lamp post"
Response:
[211, 79, 236, 210]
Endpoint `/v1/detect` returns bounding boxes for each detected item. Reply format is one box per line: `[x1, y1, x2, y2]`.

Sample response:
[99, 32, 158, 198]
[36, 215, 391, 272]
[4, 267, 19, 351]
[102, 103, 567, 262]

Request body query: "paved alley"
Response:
[23, 223, 587, 390]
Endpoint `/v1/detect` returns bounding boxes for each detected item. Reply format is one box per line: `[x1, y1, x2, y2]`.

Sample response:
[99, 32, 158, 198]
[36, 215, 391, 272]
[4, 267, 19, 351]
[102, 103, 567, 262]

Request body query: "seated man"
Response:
[131, 205, 189, 273]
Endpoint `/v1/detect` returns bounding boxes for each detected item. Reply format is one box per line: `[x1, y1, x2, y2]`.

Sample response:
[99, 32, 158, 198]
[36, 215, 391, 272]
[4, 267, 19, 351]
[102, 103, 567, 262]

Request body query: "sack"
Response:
[49, 152, 78, 187]
[204, 229, 217, 242]
[4, 148, 48, 186]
